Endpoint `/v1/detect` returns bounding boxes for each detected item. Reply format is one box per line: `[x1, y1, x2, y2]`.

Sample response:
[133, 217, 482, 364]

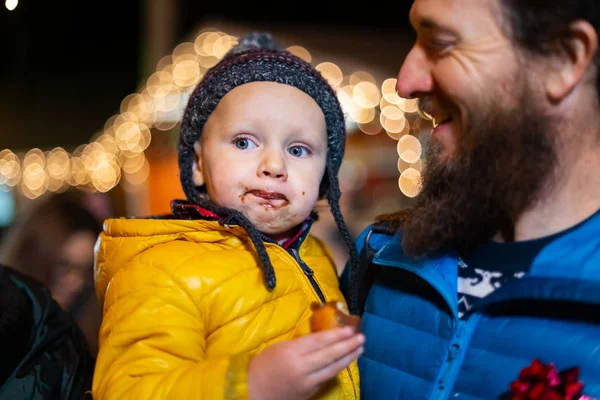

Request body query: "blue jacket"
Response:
[347, 211, 600, 399]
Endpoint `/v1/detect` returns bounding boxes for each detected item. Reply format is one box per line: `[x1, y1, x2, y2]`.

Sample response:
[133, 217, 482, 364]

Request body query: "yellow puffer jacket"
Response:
[93, 217, 359, 399]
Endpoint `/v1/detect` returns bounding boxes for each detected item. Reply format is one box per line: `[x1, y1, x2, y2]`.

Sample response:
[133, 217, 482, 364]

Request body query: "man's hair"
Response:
[500, 0, 600, 94]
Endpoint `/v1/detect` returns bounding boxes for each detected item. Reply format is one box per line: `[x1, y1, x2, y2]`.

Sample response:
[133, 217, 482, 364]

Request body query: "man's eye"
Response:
[427, 39, 452, 52]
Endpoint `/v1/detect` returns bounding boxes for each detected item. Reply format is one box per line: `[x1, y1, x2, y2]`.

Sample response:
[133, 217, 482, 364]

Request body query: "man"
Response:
[344, 0, 600, 398]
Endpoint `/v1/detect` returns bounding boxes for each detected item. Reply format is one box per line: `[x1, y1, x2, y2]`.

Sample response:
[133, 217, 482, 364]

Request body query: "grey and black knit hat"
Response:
[178, 32, 360, 313]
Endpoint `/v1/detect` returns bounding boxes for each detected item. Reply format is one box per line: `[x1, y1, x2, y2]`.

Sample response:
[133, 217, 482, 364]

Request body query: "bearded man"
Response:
[343, 0, 600, 398]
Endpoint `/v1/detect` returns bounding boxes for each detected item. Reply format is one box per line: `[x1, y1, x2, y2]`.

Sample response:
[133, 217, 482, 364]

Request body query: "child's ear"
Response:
[192, 141, 205, 187]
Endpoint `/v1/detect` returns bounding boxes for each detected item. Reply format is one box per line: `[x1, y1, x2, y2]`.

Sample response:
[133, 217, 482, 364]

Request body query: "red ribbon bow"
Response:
[510, 359, 594, 400]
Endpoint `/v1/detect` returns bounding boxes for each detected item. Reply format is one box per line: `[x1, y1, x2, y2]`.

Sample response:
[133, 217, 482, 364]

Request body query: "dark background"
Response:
[0, 0, 415, 152]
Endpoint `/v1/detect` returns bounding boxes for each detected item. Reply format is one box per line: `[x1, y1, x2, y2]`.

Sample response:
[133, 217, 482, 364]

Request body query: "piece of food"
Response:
[310, 301, 361, 332]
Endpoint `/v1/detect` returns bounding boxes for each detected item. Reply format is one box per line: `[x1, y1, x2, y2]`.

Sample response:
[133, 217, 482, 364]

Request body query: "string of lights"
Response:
[0, 29, 430, 200]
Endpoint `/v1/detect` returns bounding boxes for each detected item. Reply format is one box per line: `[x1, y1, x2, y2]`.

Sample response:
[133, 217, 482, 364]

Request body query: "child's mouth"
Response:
[247, 190, 288, 202]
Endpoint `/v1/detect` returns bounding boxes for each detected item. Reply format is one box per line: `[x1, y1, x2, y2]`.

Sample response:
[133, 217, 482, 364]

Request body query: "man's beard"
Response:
[398, 91, 558, 259]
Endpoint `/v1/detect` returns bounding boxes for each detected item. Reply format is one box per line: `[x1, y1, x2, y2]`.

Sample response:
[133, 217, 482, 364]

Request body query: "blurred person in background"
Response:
[0, 264, 94, 399]
[0, 189, 107, 355]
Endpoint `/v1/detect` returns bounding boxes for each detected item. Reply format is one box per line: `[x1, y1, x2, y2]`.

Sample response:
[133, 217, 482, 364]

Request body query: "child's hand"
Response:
[247, 326, 364, 400]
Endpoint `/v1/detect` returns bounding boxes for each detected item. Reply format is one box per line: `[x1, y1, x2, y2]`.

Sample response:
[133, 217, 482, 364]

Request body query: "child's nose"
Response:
[258, 151, 287, 180]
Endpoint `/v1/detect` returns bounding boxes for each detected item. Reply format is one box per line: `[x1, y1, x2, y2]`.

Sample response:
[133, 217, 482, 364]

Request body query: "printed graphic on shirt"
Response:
[457, 259, 526, 318]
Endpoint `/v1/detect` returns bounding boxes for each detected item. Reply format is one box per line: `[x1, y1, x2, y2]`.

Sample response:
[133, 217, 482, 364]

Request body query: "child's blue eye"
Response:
[235, 138, 256, 150]
[288, 146, 309, 157]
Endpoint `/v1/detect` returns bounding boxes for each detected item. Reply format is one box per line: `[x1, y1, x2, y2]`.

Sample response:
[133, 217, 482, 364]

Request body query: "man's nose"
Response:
[396, 45, 434, 99]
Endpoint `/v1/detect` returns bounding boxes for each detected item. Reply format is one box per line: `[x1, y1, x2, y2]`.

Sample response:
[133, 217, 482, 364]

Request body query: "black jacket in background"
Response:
[0, 265, 94, 399]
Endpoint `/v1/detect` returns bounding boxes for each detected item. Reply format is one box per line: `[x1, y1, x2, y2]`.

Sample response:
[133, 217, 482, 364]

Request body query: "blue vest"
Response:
[353, 211, 600, 399]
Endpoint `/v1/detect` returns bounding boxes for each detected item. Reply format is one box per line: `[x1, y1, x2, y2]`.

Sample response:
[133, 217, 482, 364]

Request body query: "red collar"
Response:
[168, 200, 316, 250]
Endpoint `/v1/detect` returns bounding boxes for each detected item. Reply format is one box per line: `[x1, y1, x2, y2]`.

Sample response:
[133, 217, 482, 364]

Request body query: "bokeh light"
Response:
[399, 168, 421, 198]
[1, 29, 434, 197]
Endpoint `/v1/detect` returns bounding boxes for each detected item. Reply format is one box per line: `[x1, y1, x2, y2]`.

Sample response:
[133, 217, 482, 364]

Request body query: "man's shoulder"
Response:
[356, 223, 459, 276]
[532, 209, 600, 279]
[355, 222, 400, 254]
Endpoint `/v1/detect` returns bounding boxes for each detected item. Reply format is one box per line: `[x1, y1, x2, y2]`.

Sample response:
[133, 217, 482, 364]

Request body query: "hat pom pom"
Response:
[226, 32, 281, 57]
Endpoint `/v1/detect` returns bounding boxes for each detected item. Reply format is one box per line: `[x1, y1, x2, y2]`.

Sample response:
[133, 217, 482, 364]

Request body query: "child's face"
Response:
[193, 81, 328, 240]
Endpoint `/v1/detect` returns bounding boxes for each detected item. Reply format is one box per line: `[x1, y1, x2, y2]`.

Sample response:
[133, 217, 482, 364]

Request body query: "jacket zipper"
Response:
[289, 249, 358, 399]
[428, 314, 481, 400]
[289, 248, 358, 399]
[289, 248, 326, 303]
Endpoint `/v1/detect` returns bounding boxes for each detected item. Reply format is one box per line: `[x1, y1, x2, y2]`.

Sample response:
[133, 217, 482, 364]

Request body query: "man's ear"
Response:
[192, 141, 204, 187]
[546, 20, 598, 101]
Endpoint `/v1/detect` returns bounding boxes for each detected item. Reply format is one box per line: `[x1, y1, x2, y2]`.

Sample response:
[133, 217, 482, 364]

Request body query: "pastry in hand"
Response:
[310, 301, 361, 333]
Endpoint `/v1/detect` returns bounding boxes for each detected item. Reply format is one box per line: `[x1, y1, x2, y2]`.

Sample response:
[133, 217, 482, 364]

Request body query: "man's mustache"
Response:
[416, 97, 434, 120]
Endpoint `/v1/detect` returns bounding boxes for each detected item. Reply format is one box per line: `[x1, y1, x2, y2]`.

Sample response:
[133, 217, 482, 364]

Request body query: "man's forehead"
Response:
[409, 0, 455, 29]
[409, 0, 502, 34]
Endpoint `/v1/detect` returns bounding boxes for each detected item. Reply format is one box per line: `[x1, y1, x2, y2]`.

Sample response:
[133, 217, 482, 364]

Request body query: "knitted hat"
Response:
[178, 32, 360, 314]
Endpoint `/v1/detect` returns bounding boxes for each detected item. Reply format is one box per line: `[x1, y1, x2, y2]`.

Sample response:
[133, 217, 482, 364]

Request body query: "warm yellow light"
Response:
[212, 35, 237, 59]
[121, 153, 146, 174]
[3, 28, 421, 197]
[203, 32, 222, 57]
[398, 158, 423, 173]
[397, 134, 422, 163]
[46, 148, 71, 180]
[0, 150, 20, 187]
[23, 149, 45, 169]
[411, 159, 423, 172]
[380, 96, 397, 111]
[198, 55, 219, 68]
[147, 71, 174, 98]
[381, 78, 399, 103]
[385, 118, 410, 140]
[172, 60, 200, 87]
[316, 62, 343, 87]
[350, 71, 375, 86]
[172, 42, 196, 64]
[380, 111, 407, 137]
[416, 98, 433, 121]
[153, 119, 178, 132]
[156, 55, 173, 71]
[358, 112, 383, 135]
[349, 107, 375, 124]
[353, 81, 380, 109]
[397, 98, 419, 113]
[399, 168, 421, 198]
[96, 134, 120, 157]
[153, 87, 181, 113]
[286, 46, 312, 63]
[23, 162, 46, 191]
[337, 85, 359, 120]
[21, 183, 46, 200]
[381, 105, 405, 120]
[123, 157, 150, 186]
[194, 32, 214, 56]
[5, 0, 17, 11]
[126, 92, 155, 124]
[68, 157, 90, 186]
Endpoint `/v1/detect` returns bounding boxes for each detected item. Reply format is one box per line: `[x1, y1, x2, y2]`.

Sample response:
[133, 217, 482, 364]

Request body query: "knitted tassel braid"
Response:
[178, 145, 277, 289]
[187, 191, 277, 289]
[325, 164, 361, 315]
